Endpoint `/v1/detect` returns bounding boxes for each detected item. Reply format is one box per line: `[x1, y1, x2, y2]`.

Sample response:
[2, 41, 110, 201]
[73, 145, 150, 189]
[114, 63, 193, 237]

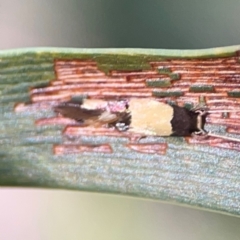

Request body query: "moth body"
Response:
[54, 98, 205, 137]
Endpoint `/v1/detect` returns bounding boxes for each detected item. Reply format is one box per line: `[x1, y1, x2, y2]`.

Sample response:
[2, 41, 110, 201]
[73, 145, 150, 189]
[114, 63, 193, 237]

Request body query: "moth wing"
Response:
[54, 104, 103, 122]
[98, 111, 119, 123]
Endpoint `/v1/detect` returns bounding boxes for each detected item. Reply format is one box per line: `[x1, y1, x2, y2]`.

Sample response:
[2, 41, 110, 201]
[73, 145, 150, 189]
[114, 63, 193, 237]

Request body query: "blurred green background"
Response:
[1, 0, 240, 239]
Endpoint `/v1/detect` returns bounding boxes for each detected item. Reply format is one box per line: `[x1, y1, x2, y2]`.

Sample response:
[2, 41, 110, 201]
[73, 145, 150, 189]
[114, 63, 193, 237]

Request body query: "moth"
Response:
[54, 97, 240, 143]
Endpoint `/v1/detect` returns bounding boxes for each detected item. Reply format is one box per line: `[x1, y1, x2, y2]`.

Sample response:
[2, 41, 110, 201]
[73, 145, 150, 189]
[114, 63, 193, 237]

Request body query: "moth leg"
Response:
[110, 112, 131, 132]
[190, 105, 208, 114]
[115, 122, 129, 131]
[191, 130, 209, 140]
[191, 95, 207, 110]
[136, 135, 148, 142]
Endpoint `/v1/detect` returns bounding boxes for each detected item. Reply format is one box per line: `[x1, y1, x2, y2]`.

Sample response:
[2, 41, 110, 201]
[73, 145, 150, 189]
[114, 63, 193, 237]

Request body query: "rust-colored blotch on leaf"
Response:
[14, 55, 240, 154]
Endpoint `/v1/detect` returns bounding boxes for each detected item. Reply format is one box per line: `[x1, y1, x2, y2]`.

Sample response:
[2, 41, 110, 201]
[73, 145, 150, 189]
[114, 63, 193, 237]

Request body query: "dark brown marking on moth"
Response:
[126, 143, 168, 155]
[171, 105, 205, 136]
[54, 104, 103, 123]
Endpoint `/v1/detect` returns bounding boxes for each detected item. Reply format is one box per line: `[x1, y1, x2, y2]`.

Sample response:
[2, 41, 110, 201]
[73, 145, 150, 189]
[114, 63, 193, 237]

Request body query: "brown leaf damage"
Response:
[126, 143, 167, 155]
[54, 144, 113, 155]
[14, 54, 240, 154]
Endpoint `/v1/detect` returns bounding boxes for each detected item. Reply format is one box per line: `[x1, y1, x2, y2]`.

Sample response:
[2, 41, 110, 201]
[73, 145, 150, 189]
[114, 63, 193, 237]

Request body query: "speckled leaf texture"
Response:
[1, 46, 240, 216]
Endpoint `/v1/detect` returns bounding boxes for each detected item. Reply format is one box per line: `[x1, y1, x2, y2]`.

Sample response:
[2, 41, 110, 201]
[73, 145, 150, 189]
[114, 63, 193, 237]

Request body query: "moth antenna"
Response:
[207, 132, 240, 143]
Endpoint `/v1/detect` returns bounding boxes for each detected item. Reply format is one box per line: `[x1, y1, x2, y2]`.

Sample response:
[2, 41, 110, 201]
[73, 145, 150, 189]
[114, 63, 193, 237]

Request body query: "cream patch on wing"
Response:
[128, 98, 173, 136]
[82, 99, 107, 109]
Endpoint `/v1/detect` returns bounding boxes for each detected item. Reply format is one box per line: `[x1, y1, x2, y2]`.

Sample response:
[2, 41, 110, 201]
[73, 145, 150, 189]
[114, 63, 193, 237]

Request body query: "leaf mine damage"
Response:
[15, 54, 240, 154]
